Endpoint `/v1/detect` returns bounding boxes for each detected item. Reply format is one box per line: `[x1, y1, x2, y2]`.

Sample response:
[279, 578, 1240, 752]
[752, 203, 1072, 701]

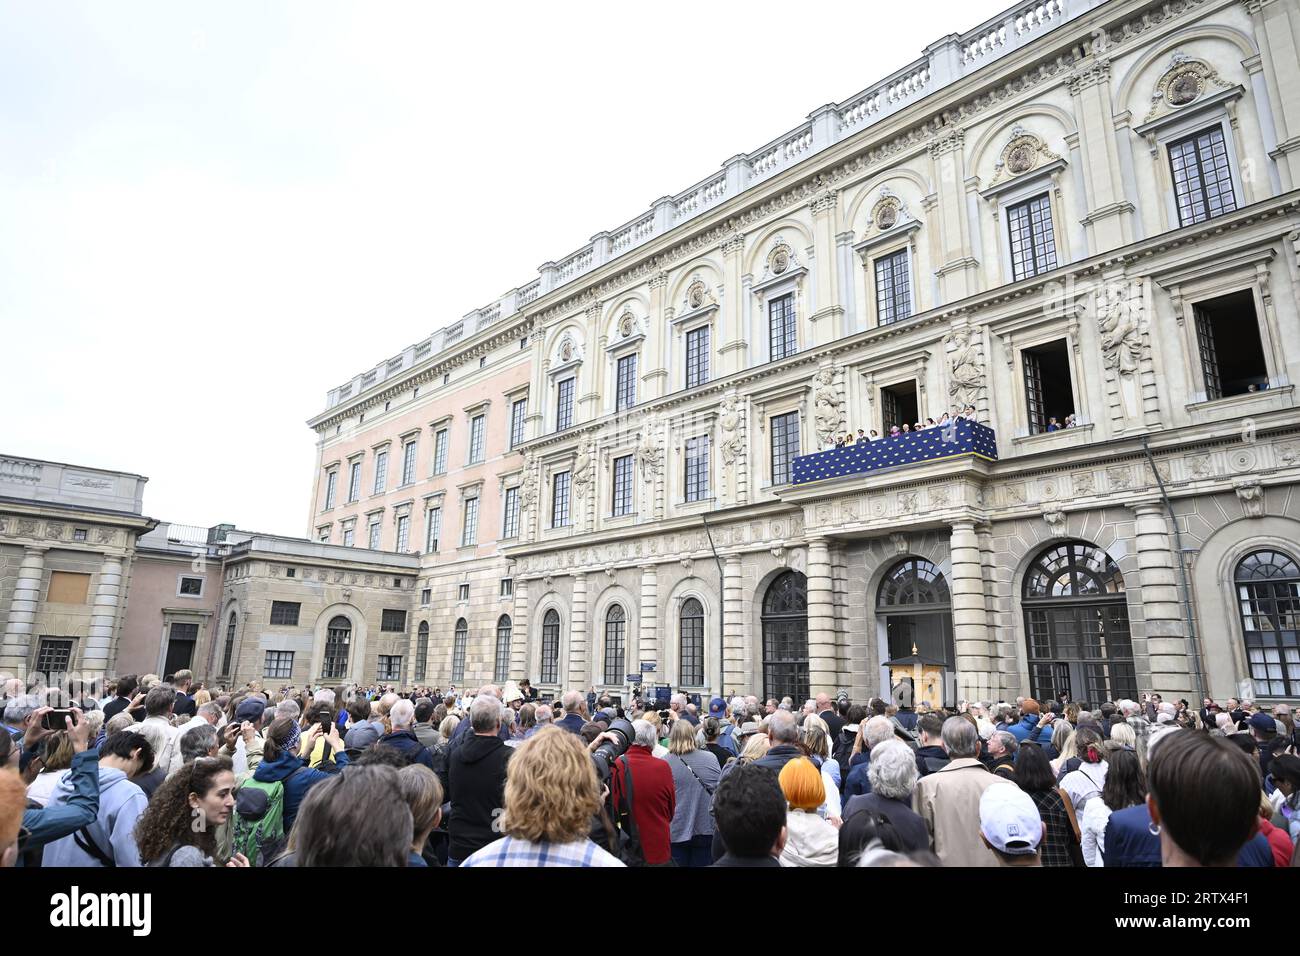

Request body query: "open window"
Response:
[1022, 339, 1075, 434]
[1193, 290, 1268, 400]
[880, 380, 918, 432]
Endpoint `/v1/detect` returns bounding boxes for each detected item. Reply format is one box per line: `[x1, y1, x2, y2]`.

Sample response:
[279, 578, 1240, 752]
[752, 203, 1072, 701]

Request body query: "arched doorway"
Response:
[877, 557, 954, 702]
[762, 571, 808, 703]
[1022, 541, 1134, 705]
[1235, 549, 1300, 698]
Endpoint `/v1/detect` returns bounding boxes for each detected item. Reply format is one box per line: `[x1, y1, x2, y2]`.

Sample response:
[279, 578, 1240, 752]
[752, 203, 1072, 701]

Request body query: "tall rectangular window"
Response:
[510, 398, 528, 448]
[461, 497, 479, 547]
[874, 249, 912, 325]
[556, 378, 575, 431]
[1169, 126, 1237, 227]
[342, 524, 355, 547]
[324, 471, 338, 510]
[373, 450, 388, 494]
[768, 294, 797, 361]
[368, 520, 381, 550]
[347, 461, 362, 502]
[468, 414, 486, 463]
[433, 429, 449, 475]
[685, 435, 710, 503]
[552, 471, 571, 527]
[1192, 290, 1268, 400]
[264, 651, 294, 679]
[1021, 339, 1076, 435]
[1007, 194, 1058, 281]
[770, 412, 801, 486]
[425, 506, 441, 552]
[503, 486, 520, 538]
[615, 354, 638, 411]
[396, 514, 410, 551]
[685, 325, 710, 388]
[401, 440, 418, 485]
[612, 454, 633, 517]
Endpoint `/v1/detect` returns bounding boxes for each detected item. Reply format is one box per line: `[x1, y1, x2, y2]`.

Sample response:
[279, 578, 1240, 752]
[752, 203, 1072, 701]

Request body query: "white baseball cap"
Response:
[979, 783, 1043, 855]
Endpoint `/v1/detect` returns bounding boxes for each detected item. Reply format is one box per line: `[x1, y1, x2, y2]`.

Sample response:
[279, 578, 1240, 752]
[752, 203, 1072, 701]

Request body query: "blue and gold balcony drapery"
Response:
[792, 419, 998, 485]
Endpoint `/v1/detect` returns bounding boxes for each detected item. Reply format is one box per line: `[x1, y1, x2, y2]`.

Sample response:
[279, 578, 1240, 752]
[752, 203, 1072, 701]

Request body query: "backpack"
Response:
[232, 766, 308, 866]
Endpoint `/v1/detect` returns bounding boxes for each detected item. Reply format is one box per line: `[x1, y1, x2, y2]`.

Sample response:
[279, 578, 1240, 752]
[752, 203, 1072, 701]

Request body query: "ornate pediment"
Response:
[987, 125, 1062, 187]
[1144, 53, 1232, 123]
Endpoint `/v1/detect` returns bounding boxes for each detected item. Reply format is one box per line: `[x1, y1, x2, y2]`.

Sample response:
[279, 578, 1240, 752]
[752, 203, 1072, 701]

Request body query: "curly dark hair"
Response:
[134, 756, 233, 864]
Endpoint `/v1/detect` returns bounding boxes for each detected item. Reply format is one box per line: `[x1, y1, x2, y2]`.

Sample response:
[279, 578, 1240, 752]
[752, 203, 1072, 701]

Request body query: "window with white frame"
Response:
[1006, 194, 1058, 281]
[178, 575, 204, 597]
[510, 398, 528, 449]
[377, 655, 402, 682]
[373, 449, 388, 494]
[612, 454, 633, 517]
[500, 578, 513, 598]
[426, 506, 441, 552]
[685, 325, 710, 388]
[615, 354, 638, 411]
[368, 519, 381, 550]
[552, 471, 571, 527]
[768, 294, 797, 360]
[264, 651, 293, 679]
[396, 514, 411, 552]
[342, 524, 355, 548]
[461, 497, 479, 547]
[770, 412, 800, 486]
[874, 249, 912, 325]
[401, 440, 418, 485]
[347, 460, 362, 502]
[421, 587, 431, 606]
[685, 435, 710, 502]
[318, 528, 330, 543]
[556, 377, 575, 431]
[459, 583, 470, 601]
[323, 470, 338, 510]
[1169, 126, 1237, 227]
[468, 414, 486, 464]
[502, 486, 520, 538]
[433, 429, 449, 475]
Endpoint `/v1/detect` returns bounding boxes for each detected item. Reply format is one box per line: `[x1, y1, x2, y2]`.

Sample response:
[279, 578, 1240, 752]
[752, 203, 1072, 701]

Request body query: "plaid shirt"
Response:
[461, 836, 626, 868]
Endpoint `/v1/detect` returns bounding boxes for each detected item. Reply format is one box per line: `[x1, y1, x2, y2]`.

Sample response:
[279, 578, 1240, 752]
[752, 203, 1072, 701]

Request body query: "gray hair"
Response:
[197, 701, 223, 724]
[469, 694, 503, 732]
[135, 720, 170, 772]
[1118, 699, 1140, 717]
[315, 688, 336, 708]
[561, 691, 583, 713]
[671, 693, 687, 710]
[3, 695, 38, 725]
[106, 711, 136, 736]
[390, 699, 415, 729]
[535, 704, 553, 724]
[276, 700, 301, 720]
[993, 730, 1019, 754]
[868, 739, 918, 800]
[767, 709, 799, 744]
[179, 722, 219, 764]
[632, 719, 658, 749]
[863, 715, 894, 751]
[941, 715, 979, 758]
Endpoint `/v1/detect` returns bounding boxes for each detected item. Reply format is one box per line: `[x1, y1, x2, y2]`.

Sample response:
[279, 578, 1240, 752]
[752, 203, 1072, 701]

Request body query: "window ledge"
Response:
[1010, 423, 1095, 451]
[1186, 385, 1293, 424]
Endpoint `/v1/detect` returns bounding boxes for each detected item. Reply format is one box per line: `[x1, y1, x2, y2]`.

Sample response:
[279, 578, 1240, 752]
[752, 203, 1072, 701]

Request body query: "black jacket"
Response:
[914, 745, 949, 777]
[447, 733, 512, 861]
[711, 853, 781, 867]
[378, 729, 435, 770]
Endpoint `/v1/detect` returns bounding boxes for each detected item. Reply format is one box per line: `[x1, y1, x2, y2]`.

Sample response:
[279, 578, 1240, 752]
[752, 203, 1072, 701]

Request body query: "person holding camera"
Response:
[607, 719, 675, 866]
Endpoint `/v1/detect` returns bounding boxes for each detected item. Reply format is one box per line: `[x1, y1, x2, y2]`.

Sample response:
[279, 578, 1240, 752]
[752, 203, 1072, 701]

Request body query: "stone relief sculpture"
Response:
[1096, 283, 1141, 377]
[812, 366, 844, 447]
[571, 442, 593, 500]
[719, 393, 745, 467]
[946, 327, 984, 411]
[637, 417, 664, 482]
[518, 455, 539, 529]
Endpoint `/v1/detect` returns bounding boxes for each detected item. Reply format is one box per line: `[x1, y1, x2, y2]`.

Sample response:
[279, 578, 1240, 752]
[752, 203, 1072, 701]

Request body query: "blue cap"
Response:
[708, 697, 727, 717]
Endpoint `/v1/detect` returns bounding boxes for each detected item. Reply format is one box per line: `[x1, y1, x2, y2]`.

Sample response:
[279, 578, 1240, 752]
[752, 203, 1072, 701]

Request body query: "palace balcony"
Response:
[792, 419, 999, 486]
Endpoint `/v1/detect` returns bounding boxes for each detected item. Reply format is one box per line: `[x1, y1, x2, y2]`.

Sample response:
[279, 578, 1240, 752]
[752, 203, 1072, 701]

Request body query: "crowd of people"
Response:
[829, 406, 1080, 448]
[2, 671, 1297, 868]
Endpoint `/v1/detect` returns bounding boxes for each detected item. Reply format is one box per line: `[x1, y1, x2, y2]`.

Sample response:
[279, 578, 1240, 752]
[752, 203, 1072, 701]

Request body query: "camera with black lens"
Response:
[591, 717, 634, 784]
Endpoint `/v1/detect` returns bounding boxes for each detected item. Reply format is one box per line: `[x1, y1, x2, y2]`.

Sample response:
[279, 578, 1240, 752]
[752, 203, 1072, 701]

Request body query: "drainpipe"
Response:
[700, 513, 726, 698]
[1140, 435, 1206, 701]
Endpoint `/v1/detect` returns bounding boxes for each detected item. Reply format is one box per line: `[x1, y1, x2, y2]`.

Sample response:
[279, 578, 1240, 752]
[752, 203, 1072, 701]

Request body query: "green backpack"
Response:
[232, 770, 304, 866]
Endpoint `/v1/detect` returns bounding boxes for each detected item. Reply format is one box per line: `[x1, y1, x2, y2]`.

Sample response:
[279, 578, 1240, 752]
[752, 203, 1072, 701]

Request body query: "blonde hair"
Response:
[37, 732, 75, 773]
[1054, 723, 1077, 763]
[499, 727, 601, 843]
[1108, 722, 1136, 749]
[438, 714, 460, 739]
[82, 710, 105, 740]
[193, 689, 212, 707]
[779, 756, 825, 811]
[397, 764, 443, 840]
[668, 718, 697, 755]
[739, 733, 771, 763]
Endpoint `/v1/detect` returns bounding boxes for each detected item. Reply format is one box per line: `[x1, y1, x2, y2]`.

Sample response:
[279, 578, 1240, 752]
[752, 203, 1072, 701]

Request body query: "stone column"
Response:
[722, 555, 745, 695]
[927, 130, 980, 302]
[1131, 503, 1193, 698]
[643, 272, 669, 400]
[638, 565, 659, 681]
[83, 553, 125, 676]
[949, 520, 990, 699]
[807, 538, 837, 696]
[511, 578, 529, 681]
[718, 233, 746, 376]
[976, 521, 1005, 701]
[1, 545, 47, 675]
[1068, 59, 1137, 251]
[831, 544, 850, 692]
[808, 191, 842, 348]
[1244, 0, 1300, 190]
[568, 572, 588, 689]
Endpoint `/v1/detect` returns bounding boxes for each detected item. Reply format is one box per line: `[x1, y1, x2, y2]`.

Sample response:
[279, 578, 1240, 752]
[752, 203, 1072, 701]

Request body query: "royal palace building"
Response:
[9, 0, 1300, 709]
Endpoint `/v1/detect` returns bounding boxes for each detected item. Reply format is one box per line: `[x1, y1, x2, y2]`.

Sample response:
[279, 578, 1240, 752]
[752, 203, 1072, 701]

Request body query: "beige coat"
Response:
[913, 756, 1001, 867]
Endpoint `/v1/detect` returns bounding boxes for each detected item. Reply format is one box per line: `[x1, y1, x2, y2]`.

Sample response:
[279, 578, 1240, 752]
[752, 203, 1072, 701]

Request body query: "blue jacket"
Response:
[715, 724, 739, 756]
[556, 713, 586, 736]
[21, 750, 100, 862]
[842, 757, 872, 800]
[42, 767, 147, 867]
[251, 748, 349, 832]
[378, 730, 434, 770]
[1104, 803, 1275, 867]
[1009, 714, 1053, 748]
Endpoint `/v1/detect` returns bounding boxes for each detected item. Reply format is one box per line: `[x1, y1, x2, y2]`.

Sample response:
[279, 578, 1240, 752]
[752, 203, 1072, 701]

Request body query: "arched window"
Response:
[495, 615, 512, 685]
[221, 611, 237, 677]
[877, 558, 954, 683]
[602, 605, 627, 685]
[452, 618, 468, 684]
[762, 571, 808, 703]
[541, 609, 560, 684]
[323, 615, 351, 680]
[415, 621, 429, 682]
[1022, 541, 1133, 704]
[1236, 550, 1300, 697]
[679, 598, 705, 687]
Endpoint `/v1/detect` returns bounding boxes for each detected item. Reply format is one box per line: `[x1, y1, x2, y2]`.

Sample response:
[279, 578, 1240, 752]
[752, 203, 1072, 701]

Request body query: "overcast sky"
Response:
[1, 0, 1009, 536]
